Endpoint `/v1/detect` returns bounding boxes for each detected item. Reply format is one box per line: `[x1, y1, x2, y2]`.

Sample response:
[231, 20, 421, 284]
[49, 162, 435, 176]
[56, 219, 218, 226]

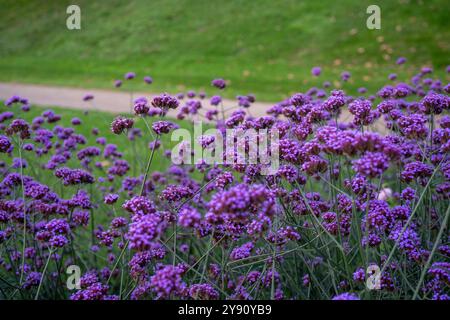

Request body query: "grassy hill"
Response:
[0, 0, 449, 101]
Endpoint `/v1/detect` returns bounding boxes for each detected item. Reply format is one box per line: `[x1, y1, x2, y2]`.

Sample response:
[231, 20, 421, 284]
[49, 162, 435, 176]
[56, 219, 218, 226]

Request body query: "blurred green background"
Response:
[0, 0, 449, 101]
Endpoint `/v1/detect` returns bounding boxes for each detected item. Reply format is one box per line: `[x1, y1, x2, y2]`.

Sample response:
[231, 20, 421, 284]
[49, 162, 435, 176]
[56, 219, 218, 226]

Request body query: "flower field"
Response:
[0, 61, 449, 300]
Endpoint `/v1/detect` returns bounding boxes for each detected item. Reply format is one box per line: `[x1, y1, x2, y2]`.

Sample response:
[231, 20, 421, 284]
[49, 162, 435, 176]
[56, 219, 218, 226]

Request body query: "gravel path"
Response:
[0, 82, 275, 118]
[0, 82, 387, 131]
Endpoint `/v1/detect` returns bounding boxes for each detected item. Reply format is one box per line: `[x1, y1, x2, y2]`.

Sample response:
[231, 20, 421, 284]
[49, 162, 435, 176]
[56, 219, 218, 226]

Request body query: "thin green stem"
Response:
[412, 204, 450, 300]
[34, 249, 54, 300]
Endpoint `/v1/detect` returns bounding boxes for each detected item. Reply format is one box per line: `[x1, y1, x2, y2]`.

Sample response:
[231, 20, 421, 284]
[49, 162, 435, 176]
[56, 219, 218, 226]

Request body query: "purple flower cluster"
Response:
[149, 264, 186, 299]
[151, 94, 179, 110]
[0, 135, 12, 153]
[211, 78, 226, 90]
[348, 99, 378, 126]
[1, 60, 449, 301]
[152, 121, 176, 135]
[127, 213, 167, 251]
[352, 152, 389, 178]
[111, 116, 134, 134]
[134, 100, 150, 115]
[54, 167, 94, 185]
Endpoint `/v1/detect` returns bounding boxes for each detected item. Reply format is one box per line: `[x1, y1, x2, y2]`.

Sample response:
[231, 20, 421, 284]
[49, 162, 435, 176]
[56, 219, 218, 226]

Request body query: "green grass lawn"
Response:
[0, 0, 449, 101]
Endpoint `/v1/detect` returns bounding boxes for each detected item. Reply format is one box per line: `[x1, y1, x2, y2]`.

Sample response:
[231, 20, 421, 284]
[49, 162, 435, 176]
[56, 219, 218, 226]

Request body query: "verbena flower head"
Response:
[125, 72, 136, 80]
[127, 213, 167, 251]
[348, 99, 377, 126]
[341, 71, 351, 81]
[332, 292, 360, 300]
[422, 92, 449, 114]
[83, 94, 94, 101]
[123, 196, 157, 217]
[143, 76, 153, 84]
[353, 152, 389, 178]
[210, 95, 222, 106]
[396, 57, 407, 65]
[323, 90, 345, 112]
[0, 135, 12, 153]
[151, 93, 179, 110]
[398, 113, 428, 139]
[54, 167, 94, 185]
[206, 184, 275, 228]
[149, 264, 186, 299]
[211, 78, 226, 90]
[134, 100, 150, 115]
[111, 116, 134, 134]
[152, 121, 176, 135]
[178, 206, 201, 228]
[311, 66, 321, 77]
[189, 284, 219, 300]
[104, 193, 119, 205]
[6, 119, 31, 139]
